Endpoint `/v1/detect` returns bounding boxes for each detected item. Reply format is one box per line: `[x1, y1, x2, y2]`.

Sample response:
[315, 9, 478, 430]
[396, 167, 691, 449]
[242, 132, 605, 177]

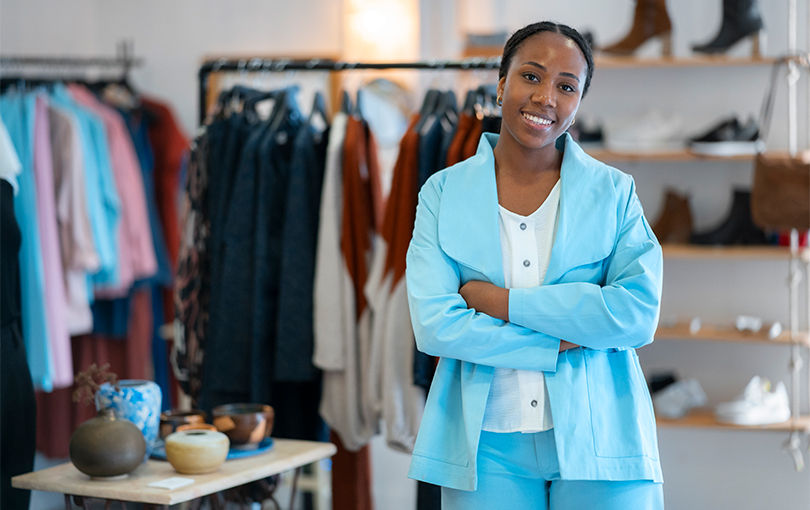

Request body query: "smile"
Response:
[522, 112, 553, 126]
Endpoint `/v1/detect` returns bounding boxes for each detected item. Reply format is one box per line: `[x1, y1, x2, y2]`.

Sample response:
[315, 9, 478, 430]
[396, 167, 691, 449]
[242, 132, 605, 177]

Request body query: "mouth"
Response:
[522, 112, 554, 128]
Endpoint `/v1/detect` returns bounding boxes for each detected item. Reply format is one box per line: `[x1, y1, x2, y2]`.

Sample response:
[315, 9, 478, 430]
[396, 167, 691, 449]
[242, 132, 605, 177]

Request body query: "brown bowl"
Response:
[176, 423, 218, 433]
[159, 409, 208, 439]
[211, 403, 274, 450]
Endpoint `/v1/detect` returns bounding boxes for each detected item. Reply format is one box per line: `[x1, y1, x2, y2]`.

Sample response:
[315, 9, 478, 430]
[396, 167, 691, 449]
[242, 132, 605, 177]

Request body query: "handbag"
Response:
[750, 54, 810, 232]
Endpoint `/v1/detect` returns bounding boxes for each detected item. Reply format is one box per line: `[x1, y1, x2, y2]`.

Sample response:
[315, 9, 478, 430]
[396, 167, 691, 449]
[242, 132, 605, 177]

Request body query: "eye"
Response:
[522, 73, 540, 82]
[560, 83, 576, 93]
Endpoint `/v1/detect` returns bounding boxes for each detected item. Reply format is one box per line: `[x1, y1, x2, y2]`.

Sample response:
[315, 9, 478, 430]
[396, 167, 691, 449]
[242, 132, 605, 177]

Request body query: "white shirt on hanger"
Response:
[481, 178, 561, 434]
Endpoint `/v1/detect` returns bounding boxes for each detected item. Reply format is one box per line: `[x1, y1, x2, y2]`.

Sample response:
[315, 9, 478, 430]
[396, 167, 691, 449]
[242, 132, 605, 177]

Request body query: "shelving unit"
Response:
[585, 148, 762, 162]
[656, 322, 810, 347]
[661, 244, 797, 260]
[594, 55, 775, 69]
[657, 409, 810, 432]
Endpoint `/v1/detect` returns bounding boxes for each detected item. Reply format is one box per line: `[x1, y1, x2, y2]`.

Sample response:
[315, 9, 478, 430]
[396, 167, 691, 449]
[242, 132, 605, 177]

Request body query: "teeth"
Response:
[523, 113, 552, 126]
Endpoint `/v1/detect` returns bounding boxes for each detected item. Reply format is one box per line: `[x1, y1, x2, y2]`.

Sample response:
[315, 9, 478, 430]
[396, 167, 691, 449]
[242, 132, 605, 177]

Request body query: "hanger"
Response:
[414, 89, 441, 133]
[308, 90, 329, 130]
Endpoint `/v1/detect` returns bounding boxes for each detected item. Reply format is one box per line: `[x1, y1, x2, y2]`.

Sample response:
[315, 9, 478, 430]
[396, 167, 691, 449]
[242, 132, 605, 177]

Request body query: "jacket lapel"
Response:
[437, 133, 618, 288]
[438, 133, 504, 287]
[545, 134, 617, 284]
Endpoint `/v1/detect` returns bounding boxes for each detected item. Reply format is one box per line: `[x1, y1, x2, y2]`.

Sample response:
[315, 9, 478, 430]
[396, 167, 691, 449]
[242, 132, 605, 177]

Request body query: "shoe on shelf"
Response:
[692, 0, 766, 57]
[652, 188, 693, 244]
[654, 378, 708, 419]
[605, 110, 685, 152]
[601, 0, 673, 57]
[690, 189, 767, 245]
[715, 376, 790, 426]
[687, 116, 763, 156]
[569, 116, 604, 146]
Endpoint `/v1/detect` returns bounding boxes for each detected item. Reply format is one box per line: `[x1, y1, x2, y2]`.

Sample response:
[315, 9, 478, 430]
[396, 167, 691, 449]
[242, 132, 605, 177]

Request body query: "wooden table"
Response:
[12, 438, 336, 509]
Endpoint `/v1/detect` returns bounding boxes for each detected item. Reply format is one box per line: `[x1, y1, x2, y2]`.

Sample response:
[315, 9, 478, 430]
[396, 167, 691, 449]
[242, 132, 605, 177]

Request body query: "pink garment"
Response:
[67, 84, 156, 297]
[48, 105, 95, 335]
[33, 95, 74, 388]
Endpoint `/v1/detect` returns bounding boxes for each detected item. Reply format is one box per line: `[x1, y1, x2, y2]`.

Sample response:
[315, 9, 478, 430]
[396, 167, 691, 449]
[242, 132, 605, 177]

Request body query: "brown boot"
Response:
[601, 0, 673, 56]
[652, 189, 693, 244]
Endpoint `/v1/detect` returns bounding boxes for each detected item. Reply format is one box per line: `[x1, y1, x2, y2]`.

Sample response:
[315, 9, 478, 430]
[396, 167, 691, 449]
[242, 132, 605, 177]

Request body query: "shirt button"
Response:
[520, 223, 527, 230]
[523, 260, 530, 267]
[531, 400, 538, 408]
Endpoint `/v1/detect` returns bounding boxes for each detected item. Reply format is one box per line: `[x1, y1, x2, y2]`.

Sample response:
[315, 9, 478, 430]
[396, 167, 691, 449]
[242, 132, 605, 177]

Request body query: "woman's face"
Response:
[497, 31, 587, 153]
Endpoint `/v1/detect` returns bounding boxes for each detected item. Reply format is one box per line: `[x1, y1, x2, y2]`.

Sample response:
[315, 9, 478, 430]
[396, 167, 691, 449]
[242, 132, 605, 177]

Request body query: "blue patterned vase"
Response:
[96, 380, 162, 462]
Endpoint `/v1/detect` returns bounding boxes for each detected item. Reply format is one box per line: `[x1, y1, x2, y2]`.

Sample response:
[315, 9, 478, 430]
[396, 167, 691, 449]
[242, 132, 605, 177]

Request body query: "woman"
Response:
[405, 22, 664, 509]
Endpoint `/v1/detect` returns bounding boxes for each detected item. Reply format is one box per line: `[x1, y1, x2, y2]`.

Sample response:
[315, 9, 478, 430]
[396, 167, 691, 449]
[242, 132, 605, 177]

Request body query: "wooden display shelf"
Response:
[662, 244, 798, 260]
[657, 409, 810, 432]
[656, 322, 810, 347]
[585, 148, 759, 162]
[594, 55, 775, 69]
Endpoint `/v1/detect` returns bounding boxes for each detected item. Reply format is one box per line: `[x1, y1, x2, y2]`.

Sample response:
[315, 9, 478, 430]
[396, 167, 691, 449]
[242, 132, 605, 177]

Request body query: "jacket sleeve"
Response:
[508, 179, 663, 350]
[406, 178, 561, 372]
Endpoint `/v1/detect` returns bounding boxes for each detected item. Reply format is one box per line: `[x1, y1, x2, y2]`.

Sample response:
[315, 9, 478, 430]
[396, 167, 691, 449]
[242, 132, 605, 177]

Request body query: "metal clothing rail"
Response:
[0, 41, 143, 84]
[198, 56, 503, 125]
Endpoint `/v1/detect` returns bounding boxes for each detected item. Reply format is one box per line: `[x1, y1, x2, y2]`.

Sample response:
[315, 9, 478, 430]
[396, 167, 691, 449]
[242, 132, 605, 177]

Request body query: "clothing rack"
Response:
[198, 56, 502, 125]
[0, 41, 143, 89]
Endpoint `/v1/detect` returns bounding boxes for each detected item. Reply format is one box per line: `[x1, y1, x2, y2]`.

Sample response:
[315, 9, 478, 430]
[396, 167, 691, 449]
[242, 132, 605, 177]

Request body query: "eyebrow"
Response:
[522, 61, 581, 83]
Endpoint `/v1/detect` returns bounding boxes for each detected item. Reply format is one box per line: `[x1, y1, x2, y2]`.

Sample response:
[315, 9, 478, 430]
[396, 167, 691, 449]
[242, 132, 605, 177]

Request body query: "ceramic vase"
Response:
[96, 380, 162, 462]
[70, 408, 146, 479]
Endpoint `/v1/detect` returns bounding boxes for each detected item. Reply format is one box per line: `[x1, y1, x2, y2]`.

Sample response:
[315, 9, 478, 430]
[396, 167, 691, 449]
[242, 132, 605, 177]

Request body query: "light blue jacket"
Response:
[406, 132, 663, 491]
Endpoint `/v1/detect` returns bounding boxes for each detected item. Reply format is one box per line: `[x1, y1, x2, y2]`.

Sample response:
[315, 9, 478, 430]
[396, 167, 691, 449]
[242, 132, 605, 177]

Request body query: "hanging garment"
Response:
[274, 123, 329, 382]
[1, 92, 55, 391]
[445, 112, 475, 167]
[141, 97, 188, 267]
[173, 132, 211, 405]
[48, 88, 121, 292]
[47, 101, 100, 335]
[365, 115, 426, 452]
[318, 114, 380, 451]
[0, 178, 36, 510]
[67, 84, 157, 295]
[32, 94, 73, 389]
[0, 117, 21, 192]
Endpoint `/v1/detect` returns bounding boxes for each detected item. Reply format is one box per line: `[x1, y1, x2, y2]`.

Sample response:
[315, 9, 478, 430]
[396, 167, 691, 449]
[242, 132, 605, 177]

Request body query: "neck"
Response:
[493, 134, 563, 183]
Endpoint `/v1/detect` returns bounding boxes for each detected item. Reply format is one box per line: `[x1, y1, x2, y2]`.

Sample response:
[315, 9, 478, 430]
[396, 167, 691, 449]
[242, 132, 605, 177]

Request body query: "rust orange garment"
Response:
[445, 112, 475, 167]
[383, 115, 421, 286]
[461, 115, 483, 161]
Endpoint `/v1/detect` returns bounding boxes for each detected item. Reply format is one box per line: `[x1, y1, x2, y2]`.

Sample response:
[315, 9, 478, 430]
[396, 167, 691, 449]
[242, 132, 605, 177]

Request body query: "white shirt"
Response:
[481, 179, 561, 433]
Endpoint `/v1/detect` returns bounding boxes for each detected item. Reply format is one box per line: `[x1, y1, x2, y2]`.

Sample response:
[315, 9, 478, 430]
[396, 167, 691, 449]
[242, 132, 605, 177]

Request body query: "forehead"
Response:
[514, 31, 587, 76]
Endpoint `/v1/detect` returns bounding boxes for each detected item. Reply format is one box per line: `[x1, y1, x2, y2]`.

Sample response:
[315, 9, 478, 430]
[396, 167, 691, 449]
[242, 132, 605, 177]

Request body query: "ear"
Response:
[496, 76, 505, 98]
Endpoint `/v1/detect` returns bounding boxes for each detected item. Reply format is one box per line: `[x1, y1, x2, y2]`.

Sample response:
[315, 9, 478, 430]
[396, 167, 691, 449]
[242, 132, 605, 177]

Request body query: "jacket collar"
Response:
[438, 132, 617, 286]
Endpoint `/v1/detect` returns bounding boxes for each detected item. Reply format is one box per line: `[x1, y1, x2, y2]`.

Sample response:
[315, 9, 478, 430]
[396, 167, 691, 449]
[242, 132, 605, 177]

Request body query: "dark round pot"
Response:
[69, 408, 146, 478]
[212, 403, 274, 450]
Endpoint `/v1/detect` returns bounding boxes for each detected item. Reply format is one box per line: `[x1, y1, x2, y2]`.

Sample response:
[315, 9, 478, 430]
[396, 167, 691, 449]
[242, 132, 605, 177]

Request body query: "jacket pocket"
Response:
[584, 349, 658, 460]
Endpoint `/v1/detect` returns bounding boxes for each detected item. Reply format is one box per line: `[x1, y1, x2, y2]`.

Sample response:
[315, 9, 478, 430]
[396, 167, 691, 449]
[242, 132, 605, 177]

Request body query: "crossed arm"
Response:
[458, 280, 581, 353]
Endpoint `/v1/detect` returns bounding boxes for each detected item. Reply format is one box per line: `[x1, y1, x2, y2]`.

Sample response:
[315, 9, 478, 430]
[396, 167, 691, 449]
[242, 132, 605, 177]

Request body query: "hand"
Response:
[459, 280, 509, 322]
[559, 340, 580, 352]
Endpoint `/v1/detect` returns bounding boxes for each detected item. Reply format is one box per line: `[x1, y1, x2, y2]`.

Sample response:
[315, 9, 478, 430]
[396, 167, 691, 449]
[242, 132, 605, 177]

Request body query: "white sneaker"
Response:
[653, 379, 708, 419]
[715, 376, 791, 426]
[604, 110, 686, 152]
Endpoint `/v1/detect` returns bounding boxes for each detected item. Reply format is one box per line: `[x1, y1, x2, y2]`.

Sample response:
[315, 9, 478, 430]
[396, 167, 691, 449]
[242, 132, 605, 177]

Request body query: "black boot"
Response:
[691, 189, 767, 245]
[692, 0, 765, 56]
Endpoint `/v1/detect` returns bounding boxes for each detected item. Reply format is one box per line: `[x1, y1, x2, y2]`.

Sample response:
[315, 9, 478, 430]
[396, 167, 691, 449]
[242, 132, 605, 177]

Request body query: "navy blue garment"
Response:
[274, 123, 329, 382]
[1, 179, 36, 510]
[91, 297, 130, 337]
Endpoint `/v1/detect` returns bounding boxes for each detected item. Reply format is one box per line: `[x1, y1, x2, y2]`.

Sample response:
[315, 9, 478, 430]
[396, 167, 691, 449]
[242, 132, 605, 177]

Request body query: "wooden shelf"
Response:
[585, 148, 759, 162]
[594, 55, 775, 69]
[662, 244, 798, 260]
[656, 322, 810, 347]
[657, 409, 810, 432]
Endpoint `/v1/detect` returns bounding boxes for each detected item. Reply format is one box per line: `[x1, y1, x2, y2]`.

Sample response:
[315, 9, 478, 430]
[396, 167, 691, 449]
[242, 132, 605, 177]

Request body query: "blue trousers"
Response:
[442, 430, 664, 510]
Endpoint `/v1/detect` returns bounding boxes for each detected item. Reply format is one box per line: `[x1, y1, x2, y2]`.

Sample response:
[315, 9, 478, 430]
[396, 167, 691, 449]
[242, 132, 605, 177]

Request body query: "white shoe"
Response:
[715, 376, 791, 426]
[605, 110, 686, 152]
[654, 379, 708, 419]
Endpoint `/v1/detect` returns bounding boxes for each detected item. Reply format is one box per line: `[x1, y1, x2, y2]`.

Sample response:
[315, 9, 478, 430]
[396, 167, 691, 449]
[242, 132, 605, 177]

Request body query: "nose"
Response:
[532, 84, 556, 107]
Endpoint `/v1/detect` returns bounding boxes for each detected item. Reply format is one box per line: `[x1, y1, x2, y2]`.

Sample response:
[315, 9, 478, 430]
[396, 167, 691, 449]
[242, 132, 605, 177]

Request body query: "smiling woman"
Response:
[405, 21, 665, 510]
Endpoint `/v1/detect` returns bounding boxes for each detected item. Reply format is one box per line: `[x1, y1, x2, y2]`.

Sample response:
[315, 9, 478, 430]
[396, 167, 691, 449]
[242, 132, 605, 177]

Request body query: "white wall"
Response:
[4, 0, 810, 509]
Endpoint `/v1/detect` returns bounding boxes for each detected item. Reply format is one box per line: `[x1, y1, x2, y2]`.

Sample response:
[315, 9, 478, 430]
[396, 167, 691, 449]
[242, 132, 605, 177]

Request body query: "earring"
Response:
[497, 95, 503, 106]
[571, 117, 576, 126]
